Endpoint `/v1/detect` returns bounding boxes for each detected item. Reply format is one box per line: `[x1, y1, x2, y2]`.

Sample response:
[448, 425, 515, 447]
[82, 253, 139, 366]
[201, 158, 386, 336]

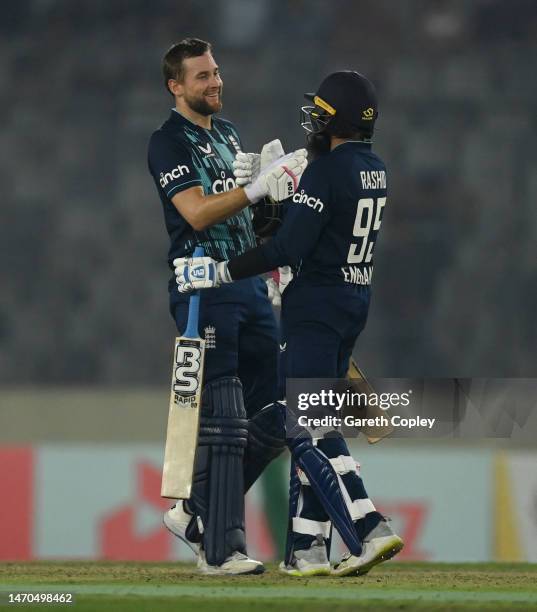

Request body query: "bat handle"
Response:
[183, 246, 204, 339]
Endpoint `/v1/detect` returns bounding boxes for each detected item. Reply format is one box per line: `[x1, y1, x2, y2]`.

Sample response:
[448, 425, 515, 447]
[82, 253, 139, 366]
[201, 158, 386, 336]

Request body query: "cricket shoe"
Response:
[197, 550, 265, 575]
[163, 502, 199, 555]
[332, 520, 404, 577]
[279, 535, 331, 577]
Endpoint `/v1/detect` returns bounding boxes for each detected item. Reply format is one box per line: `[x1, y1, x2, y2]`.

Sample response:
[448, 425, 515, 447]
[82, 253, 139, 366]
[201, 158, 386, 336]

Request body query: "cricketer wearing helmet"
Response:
[147, 38, 307, 575]
[175, 71, 404, 576]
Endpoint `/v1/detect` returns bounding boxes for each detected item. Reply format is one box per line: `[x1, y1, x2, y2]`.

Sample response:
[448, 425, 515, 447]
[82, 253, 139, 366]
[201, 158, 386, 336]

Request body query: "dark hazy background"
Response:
[2, 0, 536, 385]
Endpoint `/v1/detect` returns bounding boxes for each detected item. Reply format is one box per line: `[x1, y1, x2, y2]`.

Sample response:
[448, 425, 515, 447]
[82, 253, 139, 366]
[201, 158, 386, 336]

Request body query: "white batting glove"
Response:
[233, 139, 285, 187]
[244, 149, 307, 204]
[173, 256, 232, 293]
[233, 152, 260, 187]
[265, 266, 293, 307]
[278, 266, 293, 293]
[266, 276, 281, 307]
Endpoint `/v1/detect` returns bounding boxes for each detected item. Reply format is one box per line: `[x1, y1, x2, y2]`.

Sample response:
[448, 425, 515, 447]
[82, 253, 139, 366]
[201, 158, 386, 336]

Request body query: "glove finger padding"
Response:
[232, 152, 260, 183]
[260, 139, 285, 169]
[233, 168, 253, 179]
[233, 140, 284, 189]
[264, 151, 308, 202]
[244, 149, 308, 204]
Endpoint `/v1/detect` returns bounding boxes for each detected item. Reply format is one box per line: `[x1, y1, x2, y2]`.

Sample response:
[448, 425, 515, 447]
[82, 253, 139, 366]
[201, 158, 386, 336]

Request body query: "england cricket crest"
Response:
[204, 325, 216, 349]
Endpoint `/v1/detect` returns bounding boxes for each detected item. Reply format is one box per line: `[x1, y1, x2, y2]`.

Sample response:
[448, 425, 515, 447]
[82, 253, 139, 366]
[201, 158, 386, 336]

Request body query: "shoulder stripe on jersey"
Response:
[166, 180, 202, 198]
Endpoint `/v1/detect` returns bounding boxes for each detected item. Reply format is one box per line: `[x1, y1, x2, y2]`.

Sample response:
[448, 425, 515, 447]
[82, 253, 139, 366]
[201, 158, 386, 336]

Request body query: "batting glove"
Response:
[265, 266, 293, 307]
[243, 149, 307, 204]
[173, 256, 232, 293]
[233, 139, 285, 186]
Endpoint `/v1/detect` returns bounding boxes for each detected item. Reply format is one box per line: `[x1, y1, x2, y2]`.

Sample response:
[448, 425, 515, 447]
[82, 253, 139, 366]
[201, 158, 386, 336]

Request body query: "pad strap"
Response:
[292, 517, 331, 538]
[349, 498, 376, 520]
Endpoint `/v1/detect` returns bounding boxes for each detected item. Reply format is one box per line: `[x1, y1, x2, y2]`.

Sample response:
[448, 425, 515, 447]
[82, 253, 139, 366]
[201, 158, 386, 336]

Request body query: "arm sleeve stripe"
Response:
[166, 180, 202, 198]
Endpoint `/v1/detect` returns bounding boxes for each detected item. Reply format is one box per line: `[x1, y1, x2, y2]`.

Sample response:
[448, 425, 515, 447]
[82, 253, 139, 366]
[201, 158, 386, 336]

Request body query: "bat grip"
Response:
[183, 246, 204, 339]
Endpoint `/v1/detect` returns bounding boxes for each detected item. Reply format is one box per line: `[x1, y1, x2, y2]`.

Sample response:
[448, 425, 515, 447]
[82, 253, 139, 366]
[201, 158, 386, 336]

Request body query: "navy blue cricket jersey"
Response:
[147, 110, 257, 266]
[229, 141, 387, 286]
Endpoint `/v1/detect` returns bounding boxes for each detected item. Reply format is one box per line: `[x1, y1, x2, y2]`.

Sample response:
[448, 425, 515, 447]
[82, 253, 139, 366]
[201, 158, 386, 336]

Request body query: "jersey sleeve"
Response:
[147, 132, 202, 199]
[261, 162, 331, 268]
[227, 162, 331, 279]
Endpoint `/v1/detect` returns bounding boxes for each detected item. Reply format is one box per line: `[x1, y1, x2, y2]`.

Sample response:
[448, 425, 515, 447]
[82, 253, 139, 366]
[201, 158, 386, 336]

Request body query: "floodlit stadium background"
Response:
[1, 0, 536, 563]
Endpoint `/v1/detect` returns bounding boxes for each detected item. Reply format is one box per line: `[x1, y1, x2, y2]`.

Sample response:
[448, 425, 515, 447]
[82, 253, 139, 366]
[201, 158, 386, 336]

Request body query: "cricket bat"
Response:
[161, 246, 206, 499]
[347, 357, 393, 444]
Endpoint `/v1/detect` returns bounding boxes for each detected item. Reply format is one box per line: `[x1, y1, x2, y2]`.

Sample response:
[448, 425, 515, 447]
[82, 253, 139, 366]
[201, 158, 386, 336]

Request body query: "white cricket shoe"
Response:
[332, 520, 404, 577]
[279, 535, 331, 577]
[163, 503, 199, 555]
[197, 550, 265, 575]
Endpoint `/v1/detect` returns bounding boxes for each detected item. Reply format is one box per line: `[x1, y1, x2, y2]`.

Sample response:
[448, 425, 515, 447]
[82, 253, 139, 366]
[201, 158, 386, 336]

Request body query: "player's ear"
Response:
[168, 78, 184, 97]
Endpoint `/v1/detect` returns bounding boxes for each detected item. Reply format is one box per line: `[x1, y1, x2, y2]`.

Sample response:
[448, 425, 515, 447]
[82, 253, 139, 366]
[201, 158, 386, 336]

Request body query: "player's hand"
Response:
[279, 265, 293, 293]
[233, 152, 260, 187]
[265, 266, 293, 307]
[243, 149, 307, 204]
[265, 276, 280, 307]
[233, 139, 285, 186]
[173, 256, 232, 293]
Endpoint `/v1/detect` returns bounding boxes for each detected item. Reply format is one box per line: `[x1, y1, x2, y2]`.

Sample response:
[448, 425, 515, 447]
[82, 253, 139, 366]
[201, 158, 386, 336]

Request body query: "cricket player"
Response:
[147, 38, 306, 575]
[175, 71, 404, 576]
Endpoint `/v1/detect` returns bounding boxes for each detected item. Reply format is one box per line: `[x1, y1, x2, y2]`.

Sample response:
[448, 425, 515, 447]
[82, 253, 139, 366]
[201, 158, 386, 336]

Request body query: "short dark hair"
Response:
[162, 38, 212, 95]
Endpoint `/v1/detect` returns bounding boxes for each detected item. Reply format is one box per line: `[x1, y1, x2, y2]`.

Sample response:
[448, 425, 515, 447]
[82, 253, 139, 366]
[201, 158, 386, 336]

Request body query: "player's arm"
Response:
[149, 132, 306, 231]
[174, 164, 330, 291]
[148, 132, 247, 230]
[171, 185, 249, 231]
[228, 169, 329, 278]
[174, 149, 307, 230]
[178, 139, 288, 230]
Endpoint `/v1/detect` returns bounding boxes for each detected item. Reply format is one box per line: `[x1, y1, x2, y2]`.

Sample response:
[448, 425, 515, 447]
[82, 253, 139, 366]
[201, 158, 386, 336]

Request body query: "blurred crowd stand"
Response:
[2, 0, 536, 384]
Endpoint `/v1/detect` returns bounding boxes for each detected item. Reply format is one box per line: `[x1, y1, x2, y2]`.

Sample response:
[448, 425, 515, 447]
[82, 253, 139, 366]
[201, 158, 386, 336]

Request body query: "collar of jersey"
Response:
[332, 140, 372, 152]
[170, 108, 214, 131]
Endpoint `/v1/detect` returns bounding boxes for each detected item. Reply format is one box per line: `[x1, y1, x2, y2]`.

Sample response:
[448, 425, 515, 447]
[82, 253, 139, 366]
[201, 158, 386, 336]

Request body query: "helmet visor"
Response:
[300, 105, 333, 134]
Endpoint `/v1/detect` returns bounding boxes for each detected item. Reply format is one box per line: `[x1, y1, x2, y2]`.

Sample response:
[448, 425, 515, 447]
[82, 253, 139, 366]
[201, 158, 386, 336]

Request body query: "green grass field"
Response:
[1, 562, 537, 611]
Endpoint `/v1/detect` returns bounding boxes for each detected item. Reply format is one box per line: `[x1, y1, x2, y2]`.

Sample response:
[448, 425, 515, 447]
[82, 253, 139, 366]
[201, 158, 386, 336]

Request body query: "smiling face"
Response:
[169, 52, 223, 117]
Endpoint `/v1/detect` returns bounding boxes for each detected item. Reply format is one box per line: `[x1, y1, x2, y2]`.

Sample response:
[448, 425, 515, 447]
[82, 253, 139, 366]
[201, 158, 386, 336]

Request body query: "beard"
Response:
[184, 89, 223, 117]
[306, 131, 331, 161]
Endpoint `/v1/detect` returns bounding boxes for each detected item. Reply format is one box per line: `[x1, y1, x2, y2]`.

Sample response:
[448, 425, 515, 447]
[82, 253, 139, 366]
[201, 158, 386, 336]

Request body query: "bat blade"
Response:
[161, 335, 205, 498]
[347, 358, 393, 444]
[161, 247, 205, 499]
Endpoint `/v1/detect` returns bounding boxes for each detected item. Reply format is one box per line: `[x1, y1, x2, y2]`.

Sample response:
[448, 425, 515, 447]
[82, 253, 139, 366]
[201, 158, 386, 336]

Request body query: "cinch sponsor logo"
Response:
[292, 189, 324, 212]
[212, 171, 237, 194]
[160, 164, 190, 187]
